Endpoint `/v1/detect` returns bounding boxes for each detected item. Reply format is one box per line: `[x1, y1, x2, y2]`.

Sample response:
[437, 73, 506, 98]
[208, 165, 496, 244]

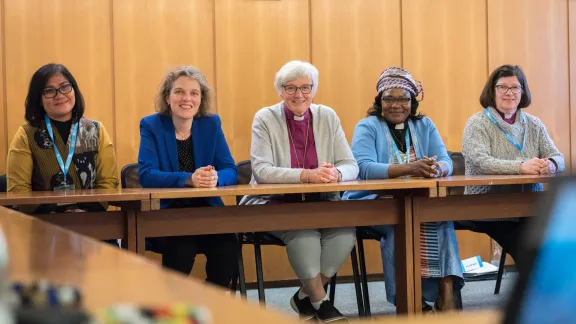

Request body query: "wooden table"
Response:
[0, 189, 151, 252]
[0, 206, 299, 323]
[411, 175, 552, 312]
[138, 179, 439, 314]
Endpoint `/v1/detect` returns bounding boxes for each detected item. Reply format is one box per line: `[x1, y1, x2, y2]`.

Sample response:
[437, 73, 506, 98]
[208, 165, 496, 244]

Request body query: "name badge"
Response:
[54, 183, 75, 191]
[461, 255, 483, 273]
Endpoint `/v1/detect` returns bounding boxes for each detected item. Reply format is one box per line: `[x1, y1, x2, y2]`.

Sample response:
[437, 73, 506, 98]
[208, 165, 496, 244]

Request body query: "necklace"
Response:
[287, 117, 310, 168]
[389, 128, 406, 152]
[175, 129, 191, 140]
[288, 117, 310, 200]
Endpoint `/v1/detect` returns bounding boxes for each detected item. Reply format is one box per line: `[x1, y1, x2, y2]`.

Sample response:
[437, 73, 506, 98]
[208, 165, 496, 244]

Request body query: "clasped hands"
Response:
[300, 162, 340, 184]
[520, 157, 556, 175]
[410, 155, 442, 178]
[190, 165, 218, 188]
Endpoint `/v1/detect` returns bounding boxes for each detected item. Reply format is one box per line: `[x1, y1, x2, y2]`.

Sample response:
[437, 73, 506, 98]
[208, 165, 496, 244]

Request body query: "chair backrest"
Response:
[0, 174, 6, 193]
[448, 151, 465, 195]
[236, 160, 252, 204]
[121, 163, 141, 189]
[237, 160, 252, 185]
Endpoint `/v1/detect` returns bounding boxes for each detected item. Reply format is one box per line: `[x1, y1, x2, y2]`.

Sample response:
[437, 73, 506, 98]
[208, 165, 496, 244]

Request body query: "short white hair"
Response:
[274, 60, 319, 96]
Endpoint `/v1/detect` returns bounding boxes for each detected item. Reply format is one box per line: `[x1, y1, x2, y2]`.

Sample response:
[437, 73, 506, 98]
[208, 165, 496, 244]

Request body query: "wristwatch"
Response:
[337, 169, 342, 182]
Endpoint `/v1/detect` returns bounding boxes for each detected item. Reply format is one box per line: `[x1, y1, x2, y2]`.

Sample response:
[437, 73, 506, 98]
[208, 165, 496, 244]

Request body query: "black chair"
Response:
[448, 152, 507, 295]
[0, 174, 6, 193]
[0, 174, 16, 210]
[353, 227, 383, 316]
[120, 163, 247, 296]
[235, 160, 365, 315]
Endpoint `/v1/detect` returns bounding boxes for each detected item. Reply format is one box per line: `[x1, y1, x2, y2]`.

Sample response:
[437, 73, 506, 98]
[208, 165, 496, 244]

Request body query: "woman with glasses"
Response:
[461, 64, 564, 276]
[343, 67, 463, 312]
[7, 63, 118, 215]
[240, 60, 358, 323]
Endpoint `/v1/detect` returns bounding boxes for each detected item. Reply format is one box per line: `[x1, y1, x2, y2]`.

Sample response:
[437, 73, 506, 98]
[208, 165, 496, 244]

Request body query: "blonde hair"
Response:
[156, 66, 213, 118]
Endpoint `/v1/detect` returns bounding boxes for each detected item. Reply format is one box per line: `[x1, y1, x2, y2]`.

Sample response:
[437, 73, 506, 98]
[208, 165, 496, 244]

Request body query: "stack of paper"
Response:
[464, 262, 500, 282]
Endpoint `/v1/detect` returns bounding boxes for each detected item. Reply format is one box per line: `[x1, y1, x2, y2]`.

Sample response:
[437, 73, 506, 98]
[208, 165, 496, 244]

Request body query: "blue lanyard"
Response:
[390, 128, 411, 164]
[45, 115, 78, 183]
[484, 108, 526, 152]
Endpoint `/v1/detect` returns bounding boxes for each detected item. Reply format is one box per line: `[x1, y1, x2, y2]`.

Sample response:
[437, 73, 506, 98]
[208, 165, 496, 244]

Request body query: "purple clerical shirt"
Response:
[284, 105, 318, 170]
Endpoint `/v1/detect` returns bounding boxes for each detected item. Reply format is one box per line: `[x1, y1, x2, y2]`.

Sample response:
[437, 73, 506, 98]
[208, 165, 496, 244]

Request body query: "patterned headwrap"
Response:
[376, 67, 424, 102]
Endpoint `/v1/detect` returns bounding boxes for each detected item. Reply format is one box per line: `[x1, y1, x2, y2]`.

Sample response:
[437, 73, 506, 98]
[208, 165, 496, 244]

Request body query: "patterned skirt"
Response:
[373, 221, 464, 304]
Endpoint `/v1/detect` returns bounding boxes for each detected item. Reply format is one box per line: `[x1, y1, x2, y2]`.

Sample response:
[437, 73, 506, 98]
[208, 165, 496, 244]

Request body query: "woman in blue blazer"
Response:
[343, 67, 463, 312]
[138, 66, 239, 288]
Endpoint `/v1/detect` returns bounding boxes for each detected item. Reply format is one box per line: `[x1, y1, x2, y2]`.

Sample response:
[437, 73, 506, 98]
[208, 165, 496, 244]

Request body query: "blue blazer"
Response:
[138, 113, 238, 208]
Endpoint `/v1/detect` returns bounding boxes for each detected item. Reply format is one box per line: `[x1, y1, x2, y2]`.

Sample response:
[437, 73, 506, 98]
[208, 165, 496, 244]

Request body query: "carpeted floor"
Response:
[235, 273, 516, 319]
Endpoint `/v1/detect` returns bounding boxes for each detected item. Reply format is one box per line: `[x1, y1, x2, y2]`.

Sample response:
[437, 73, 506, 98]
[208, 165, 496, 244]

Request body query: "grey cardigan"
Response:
[240, 102, 359, 205]
[462, 107, 565, 195]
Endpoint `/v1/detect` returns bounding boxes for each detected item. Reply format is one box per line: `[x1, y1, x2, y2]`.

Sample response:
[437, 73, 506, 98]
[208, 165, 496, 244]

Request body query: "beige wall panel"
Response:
[4, 0, 114, 155]
[569, 0, 576, 172]
[215, 0, 310, 162]
[0, 1, 6, 173]
[311, 0, 402, 142]
[402, 0, 488, 152]
[488, 0, 570, 167]
[112, 0, 215, 170]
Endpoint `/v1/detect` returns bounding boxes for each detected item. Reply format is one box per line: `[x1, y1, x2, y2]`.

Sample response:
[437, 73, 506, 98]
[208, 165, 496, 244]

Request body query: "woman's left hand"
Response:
[320, 162, 340, 183]
[422, 156, 442, 178]
[539, 158, 557, 175]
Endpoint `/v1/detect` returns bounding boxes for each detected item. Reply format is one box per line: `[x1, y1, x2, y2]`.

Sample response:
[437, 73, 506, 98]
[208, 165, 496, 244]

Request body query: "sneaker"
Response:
[315, 301, 349, 323]
[290, 290, 316, 321]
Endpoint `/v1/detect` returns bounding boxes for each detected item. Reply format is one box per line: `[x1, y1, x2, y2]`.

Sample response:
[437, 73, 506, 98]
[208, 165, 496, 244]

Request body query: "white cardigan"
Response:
[240, 102, 358, 205]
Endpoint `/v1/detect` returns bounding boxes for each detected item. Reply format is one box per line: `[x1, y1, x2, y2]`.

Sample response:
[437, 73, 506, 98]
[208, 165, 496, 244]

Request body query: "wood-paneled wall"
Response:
[0, 0, 573, 282]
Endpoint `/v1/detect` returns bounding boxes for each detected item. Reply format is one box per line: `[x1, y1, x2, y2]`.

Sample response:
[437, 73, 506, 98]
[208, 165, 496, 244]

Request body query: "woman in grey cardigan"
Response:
[240, 60, 358, 323]
[462, 64, 564, 276]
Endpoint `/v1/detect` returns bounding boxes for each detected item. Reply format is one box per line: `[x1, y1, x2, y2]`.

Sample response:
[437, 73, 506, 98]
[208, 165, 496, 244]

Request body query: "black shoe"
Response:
[315, 301, 349, 323]
[290, 290, 316, 321]
[422, 302, 435, 314]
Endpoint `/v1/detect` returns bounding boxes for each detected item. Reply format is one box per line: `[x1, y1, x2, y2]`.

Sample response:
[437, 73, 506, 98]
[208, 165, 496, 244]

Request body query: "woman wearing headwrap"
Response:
[343, 67, 463, 312]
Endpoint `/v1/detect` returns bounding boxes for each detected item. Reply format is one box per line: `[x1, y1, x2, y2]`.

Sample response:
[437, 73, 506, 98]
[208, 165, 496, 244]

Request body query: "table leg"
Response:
[395, 196, 415, 315]
[125, 209, 137, 252]
[412, 197, 423, 313]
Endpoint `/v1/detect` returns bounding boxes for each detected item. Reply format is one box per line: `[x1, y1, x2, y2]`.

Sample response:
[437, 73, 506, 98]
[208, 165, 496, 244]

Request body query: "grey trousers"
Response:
[272, 228, 356, 280]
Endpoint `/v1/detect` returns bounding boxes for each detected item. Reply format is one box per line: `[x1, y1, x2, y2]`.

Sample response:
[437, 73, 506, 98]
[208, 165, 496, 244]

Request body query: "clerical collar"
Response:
[385, 119, 407, 131]
[497, 110, 517, 125]
[284, 104, 310, 121]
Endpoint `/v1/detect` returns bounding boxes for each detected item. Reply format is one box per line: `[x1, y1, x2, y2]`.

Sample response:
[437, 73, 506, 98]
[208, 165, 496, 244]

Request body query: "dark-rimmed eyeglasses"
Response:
[42, 84, 73, 99]
[381, 97, 411, 106]
[495, 85, 522, 95]
[283, 84, 313, 95]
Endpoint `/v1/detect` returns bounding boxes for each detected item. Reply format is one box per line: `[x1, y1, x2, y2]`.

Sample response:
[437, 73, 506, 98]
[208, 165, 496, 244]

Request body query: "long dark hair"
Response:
[366, 90, 424, 121]
[25, 63, 85, 127]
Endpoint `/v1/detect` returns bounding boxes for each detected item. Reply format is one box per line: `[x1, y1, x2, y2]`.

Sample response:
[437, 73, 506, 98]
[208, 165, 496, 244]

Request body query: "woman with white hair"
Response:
[240, 60, 358, 322]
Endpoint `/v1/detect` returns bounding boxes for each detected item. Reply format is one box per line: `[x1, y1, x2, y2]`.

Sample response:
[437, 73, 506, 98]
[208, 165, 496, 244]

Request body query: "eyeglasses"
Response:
[283, 84, 313, 95]
[495, 85, 522, 94]
[381, 97, 411, 106]
[42, 84, 73, 99]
